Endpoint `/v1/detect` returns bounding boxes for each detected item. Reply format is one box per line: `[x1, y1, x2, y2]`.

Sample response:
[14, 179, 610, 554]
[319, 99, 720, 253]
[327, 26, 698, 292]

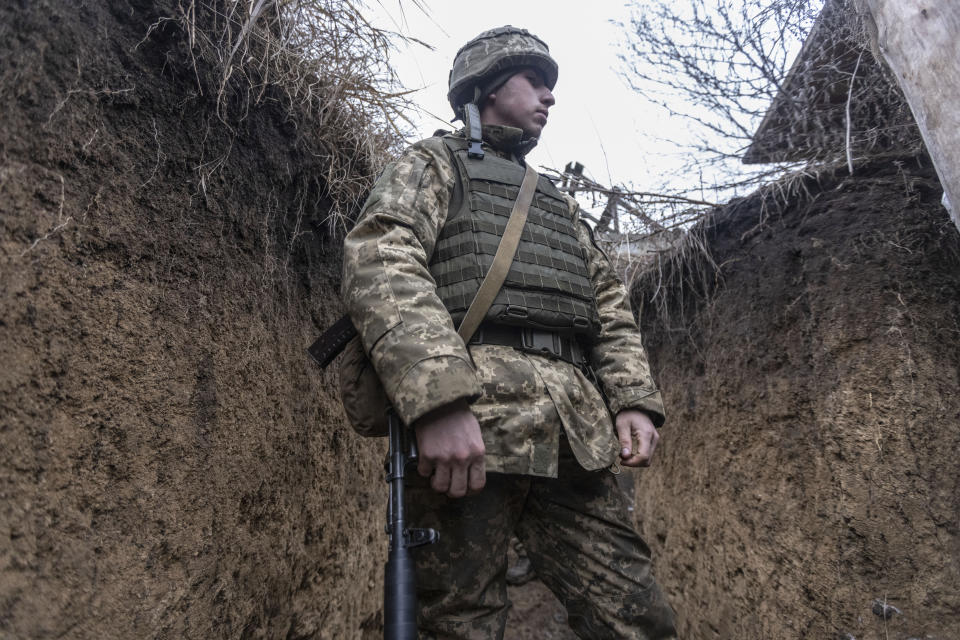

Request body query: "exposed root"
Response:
[44, 87, 135, 129]
[19, 171, 70, 257]
[137, 117, 167, 190]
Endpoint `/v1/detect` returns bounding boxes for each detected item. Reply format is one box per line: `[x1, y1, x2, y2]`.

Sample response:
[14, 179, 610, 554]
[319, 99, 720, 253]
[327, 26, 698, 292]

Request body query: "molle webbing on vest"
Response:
[430, 135, 601, 337]
[433, 218, 588, 268]
[469, 182, 571, 219]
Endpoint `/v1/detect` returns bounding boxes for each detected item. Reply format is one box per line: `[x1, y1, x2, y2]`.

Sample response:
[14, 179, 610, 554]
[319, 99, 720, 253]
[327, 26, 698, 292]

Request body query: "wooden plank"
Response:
[857, 0, 960, 231]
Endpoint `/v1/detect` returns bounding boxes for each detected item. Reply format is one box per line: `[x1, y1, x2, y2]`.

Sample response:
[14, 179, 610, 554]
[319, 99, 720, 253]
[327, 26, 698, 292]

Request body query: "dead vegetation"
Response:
[630, 161, 840, 330]
[629, 151, 946, 347]
[610, 0, 929, 317]
[618, 0, 922, 186]
[158, 0, 419, 233]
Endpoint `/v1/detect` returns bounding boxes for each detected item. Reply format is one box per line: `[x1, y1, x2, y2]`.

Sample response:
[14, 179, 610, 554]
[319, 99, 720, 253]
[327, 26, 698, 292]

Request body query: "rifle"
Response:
[307, 318, 438, 640]
[384, 410, 439, 640]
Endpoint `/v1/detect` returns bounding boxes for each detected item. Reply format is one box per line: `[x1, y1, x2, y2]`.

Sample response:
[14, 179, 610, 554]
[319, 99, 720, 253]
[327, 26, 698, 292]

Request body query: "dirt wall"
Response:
[1, 2, 385, 638]
[634, 162, 960, 639]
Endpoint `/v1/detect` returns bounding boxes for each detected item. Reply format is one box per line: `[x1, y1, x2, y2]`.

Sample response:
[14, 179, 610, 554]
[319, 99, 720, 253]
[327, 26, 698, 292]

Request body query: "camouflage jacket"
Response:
[342, 124, 665, 477]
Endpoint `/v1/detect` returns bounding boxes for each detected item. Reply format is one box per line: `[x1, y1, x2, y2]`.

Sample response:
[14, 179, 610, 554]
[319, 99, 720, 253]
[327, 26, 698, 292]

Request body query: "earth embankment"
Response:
[634, 161, 960, 639]
[1, 2, 384, 638]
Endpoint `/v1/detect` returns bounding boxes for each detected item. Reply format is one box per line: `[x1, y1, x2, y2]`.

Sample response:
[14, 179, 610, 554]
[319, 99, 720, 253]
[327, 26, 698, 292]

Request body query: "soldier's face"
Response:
[481, 67, 555, 138]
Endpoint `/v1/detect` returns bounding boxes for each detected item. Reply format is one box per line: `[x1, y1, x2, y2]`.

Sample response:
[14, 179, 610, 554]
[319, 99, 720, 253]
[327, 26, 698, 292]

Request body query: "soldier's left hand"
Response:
[615, 410, 659, 467]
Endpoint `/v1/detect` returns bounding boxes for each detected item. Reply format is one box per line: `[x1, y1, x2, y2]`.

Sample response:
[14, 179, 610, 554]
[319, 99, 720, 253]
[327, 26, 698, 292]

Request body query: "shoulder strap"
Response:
[456, 163, 539, 343]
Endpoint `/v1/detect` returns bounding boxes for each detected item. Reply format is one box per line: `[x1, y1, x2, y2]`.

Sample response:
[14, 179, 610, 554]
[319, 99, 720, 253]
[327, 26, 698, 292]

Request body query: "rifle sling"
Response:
[307, 313, 357, 370]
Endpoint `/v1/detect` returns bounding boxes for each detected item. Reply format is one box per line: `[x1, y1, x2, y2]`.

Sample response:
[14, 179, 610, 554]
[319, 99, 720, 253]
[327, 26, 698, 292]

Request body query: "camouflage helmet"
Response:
[447, 26, 558, 115]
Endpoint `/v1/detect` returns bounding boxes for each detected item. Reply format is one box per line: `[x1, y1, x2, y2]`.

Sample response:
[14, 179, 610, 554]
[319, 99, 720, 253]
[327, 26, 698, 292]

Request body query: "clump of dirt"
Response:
[632, 160, 960, 639]
[1, 2, 387, 638]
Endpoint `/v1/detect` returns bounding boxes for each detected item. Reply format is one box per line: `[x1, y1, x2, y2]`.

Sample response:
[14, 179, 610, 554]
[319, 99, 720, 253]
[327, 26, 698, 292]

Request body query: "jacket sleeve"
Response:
[577, 215, 667, 428]
[341, 138, 482, 426]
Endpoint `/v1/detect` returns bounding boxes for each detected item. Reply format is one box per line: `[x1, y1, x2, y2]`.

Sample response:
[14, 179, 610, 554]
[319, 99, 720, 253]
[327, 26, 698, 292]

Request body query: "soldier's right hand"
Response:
[414, 400, 486, 498]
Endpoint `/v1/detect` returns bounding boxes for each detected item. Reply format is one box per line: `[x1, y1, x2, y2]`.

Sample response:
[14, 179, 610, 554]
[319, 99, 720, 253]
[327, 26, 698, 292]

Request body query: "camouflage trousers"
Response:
[406, 440, 677, 639]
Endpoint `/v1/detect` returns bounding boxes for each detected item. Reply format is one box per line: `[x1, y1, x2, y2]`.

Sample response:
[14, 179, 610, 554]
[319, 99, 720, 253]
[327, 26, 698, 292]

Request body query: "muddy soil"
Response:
[633, 161, 960, 639]
[1, 2, 386, 638]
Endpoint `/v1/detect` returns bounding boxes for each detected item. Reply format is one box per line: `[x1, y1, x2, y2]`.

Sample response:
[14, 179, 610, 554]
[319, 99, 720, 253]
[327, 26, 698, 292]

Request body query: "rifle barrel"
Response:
[384, 413, 418, 640]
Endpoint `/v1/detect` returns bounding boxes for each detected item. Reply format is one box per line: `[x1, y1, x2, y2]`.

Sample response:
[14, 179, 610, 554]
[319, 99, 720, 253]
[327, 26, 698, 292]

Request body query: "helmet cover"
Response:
[447, 26, 558, 115]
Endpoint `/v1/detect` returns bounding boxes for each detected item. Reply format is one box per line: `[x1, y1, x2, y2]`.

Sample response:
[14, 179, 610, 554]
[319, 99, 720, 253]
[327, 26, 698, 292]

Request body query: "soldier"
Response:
[342, 25, 677, 639]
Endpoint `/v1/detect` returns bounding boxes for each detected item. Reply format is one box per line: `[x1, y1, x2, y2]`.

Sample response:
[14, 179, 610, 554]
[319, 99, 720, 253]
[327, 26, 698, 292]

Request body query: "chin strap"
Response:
[463, 102, 485, 160]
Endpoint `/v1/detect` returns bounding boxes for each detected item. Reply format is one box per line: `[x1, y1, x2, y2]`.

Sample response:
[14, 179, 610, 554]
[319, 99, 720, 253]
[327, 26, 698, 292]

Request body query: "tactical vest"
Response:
[429, 135, 602, 338]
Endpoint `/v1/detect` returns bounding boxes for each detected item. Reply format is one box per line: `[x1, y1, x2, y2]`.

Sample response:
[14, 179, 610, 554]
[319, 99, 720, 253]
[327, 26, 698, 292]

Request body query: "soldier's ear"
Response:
[477, 93, 496, 116]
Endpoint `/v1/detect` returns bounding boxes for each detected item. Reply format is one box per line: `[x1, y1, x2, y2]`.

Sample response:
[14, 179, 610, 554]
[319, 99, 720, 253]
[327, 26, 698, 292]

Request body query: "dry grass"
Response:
[629, 162, 833, 331]
[162, 0, 420, 233]
[743, 0, 924, 167]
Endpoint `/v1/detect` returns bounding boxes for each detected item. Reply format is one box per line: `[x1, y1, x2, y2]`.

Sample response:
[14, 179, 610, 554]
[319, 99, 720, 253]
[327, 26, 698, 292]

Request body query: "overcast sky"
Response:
[366, 0, 700, 204]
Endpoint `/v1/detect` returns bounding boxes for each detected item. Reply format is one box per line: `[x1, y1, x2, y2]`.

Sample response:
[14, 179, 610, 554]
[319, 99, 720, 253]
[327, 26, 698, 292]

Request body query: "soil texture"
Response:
[633, 161, 960, 639]
[1, 2, 385, 638]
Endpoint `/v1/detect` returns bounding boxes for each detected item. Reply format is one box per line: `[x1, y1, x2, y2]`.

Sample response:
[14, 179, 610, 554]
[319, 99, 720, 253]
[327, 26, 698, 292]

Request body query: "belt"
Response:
[467, 324, 588, 367]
